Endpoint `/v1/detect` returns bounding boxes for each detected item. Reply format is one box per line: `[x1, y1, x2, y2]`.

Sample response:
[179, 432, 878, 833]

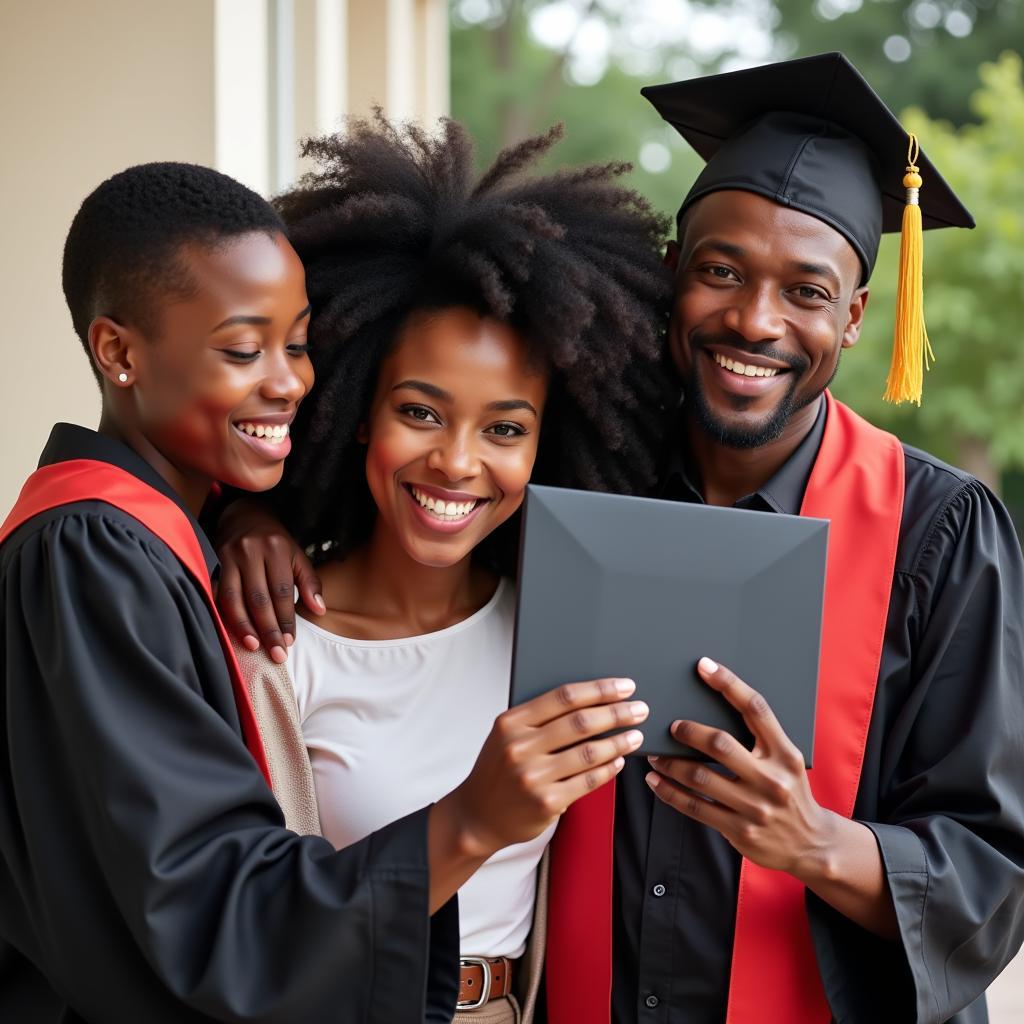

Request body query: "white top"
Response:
[290, 578, 554, 958]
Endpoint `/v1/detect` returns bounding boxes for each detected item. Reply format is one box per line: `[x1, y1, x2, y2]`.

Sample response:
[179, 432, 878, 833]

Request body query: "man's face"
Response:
[666, 190, 868, 449]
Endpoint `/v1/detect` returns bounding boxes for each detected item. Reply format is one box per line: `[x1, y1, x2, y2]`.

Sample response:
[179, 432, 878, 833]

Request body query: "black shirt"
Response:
[611, 398, 1024, 1024]
[0, 425, 459, 1024]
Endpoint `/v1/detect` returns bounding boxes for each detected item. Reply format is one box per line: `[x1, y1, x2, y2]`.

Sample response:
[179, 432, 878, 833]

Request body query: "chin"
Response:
[403, 539, 475, 569]
[220, 465, 287, 493]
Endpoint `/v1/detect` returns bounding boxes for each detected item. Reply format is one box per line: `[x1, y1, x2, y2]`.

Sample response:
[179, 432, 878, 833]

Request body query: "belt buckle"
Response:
[458, 956, 492, 1010]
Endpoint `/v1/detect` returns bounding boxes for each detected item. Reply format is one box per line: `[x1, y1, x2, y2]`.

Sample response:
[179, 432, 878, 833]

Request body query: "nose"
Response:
[260, 348, 312, 403]
[722, 283, 786, 343]
[425, 428, 481, 483]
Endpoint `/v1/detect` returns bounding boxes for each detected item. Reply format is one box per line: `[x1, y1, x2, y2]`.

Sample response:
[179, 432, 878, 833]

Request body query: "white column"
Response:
[315, 0, 348, 135]
[0, 0, 217, 512]
[344, 0, 449, 123]
[215, 0, 271, 196]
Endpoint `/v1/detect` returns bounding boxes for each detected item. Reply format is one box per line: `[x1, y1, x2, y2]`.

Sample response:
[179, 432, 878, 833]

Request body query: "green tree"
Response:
[771, 0, 1023, 125]
[450, 0, 754, 216]
[831, 52, 1024, 489]
[450, 1, 1022, 218]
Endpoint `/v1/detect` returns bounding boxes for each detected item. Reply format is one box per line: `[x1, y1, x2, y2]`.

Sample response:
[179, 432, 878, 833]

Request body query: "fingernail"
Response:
[615, 678, 637, 696]
[613, 757, 625, 770]
[698, 657, 719, 675]
[242, 635, 259, 651]
[270, 645, 287, 664]
[630, 701, 649, 721]
[646, 772, 661, 788]
[647, 755, 660, 764]
[313, 595, 326, 613]
[283, 633, 294, 647]
[625, 730, 644, 747]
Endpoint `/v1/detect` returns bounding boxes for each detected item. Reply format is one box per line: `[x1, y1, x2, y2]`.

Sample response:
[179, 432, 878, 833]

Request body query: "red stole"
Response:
[0, 458, 272, 786]
[545, 393, 905, 1023]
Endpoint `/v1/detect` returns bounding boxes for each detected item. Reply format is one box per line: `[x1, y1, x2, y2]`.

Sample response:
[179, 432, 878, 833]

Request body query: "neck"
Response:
[350, 516, 486, 634]
[686, 396, 822, 508]
[97, 411, 211, 517]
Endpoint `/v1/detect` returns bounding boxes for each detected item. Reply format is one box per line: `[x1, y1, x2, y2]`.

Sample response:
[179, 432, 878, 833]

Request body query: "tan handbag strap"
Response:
[516, 846, 549, 1024]
[232, 641, 322, 837]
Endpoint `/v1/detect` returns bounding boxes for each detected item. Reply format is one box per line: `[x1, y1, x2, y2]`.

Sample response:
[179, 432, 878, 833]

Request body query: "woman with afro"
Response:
[217, 115, 673, 1022]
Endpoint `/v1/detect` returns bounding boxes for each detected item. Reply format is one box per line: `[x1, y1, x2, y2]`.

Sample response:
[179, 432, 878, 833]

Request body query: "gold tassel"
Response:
[884, 134, 933, 405]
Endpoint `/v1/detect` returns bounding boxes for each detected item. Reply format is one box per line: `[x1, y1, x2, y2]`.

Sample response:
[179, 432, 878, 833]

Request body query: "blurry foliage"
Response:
[831, 53, 1024, 485]
[774, 0, 1023, 125]
[449, 1, 706, 219]
[450, 2, 1023, 498]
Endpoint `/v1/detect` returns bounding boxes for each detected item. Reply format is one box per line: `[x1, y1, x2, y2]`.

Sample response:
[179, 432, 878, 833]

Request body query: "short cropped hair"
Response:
[274, 116, 675, 571]
[62, 162, 284, 382]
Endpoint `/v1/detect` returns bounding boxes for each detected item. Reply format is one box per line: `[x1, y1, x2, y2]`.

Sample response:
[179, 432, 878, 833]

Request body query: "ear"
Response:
[841, 287, 870, 349]
[89, 316, 136, 386]
[355, 422, 369, 445]
[664, 239, 681, 274]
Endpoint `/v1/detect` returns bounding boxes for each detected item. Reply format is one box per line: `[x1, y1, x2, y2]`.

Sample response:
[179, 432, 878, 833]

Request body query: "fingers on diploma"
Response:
[523, 677, 637, 726]
[696, 656, 788, 750]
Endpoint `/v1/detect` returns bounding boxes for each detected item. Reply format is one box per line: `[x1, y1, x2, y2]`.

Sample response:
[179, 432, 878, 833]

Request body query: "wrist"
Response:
[791, 807, 844, 885]
[215, 495, 272, 543]
[431, 790, 497, 866]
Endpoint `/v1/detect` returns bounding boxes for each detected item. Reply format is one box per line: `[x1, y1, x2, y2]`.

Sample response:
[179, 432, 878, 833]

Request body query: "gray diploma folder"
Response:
[509, 485, 829, 764]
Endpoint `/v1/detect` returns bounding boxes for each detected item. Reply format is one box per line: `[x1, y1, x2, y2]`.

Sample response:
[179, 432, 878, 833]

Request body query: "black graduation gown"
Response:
[612, 402, 1024, 1024]
[0, 424, 459, 1024]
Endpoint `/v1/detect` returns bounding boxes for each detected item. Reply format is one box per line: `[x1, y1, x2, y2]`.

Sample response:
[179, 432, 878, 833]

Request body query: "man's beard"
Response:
[682, 335, 836, 450]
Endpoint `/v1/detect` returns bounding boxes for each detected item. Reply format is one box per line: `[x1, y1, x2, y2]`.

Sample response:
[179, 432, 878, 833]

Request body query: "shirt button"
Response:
[645, 994, 660, 1009]
[652, 883, 667, 897]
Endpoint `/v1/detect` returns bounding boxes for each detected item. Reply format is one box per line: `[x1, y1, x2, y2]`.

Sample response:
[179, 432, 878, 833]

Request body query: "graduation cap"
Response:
[641, 52, 975, 405]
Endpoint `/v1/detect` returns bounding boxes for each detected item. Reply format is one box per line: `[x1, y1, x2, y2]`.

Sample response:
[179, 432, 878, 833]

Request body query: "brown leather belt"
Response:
[458, 956, 513, 1010]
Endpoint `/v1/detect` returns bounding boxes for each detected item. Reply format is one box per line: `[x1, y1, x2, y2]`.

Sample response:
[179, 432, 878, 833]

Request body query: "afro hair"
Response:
[274, 115, 675, 572]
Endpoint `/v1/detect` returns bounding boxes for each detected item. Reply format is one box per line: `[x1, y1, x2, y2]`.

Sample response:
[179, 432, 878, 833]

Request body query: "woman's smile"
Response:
[402, 482, 493, 533]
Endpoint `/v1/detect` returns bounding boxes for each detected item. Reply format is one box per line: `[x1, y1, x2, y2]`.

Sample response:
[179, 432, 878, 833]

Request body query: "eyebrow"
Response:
[791, 261, 842, 292]
[393, 379, 451, 401]
[485, 399, 539, 416]
[392, 380, 538, 416]
[212, 303, 312, 332]
[695, 239, 747, 260]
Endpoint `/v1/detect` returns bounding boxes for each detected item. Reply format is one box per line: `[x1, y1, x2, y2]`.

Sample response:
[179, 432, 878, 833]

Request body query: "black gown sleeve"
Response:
[1, 509, 458, 1024]
[808, 480, 1024, 1024]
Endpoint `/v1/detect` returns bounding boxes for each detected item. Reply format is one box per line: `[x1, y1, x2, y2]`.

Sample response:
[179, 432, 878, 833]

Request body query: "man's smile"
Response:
[712, 353, 781, 378]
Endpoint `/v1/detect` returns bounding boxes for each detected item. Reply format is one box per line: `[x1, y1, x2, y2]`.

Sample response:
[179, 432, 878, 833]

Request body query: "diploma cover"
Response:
[544, 393, 905, 1023]
[0, 459, 272, 786]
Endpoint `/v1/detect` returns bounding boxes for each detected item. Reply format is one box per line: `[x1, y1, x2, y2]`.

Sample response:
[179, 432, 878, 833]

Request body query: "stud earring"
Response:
[117, 372, 129, 383]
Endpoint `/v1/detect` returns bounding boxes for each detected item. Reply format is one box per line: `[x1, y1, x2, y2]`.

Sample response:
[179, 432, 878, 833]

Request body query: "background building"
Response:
[0, 0, 448, 511]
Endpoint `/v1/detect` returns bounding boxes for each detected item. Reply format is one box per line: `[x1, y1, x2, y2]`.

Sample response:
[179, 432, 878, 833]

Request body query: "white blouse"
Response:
[290, 578, 554, 959]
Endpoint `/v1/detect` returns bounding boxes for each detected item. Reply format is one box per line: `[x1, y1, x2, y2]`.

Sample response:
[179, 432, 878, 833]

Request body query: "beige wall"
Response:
[0, 0, 217, 511]
[0, 0, 449, 512]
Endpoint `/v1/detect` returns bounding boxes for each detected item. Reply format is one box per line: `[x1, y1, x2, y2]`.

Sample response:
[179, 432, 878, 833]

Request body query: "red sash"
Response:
[545, 393, 905, 1023]
[0, 458, 272, 786]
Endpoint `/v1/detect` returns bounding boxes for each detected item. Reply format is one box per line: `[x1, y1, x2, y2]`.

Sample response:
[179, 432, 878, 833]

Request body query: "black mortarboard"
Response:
[641, 52, 975, 404]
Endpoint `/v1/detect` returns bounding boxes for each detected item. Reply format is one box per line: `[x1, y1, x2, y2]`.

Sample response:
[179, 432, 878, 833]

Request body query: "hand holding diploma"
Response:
[428, 677, 647, 912]
[647, 657, 899, 941]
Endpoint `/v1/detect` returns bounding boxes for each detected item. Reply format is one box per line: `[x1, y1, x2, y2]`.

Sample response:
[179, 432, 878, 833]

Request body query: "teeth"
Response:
[713, 353, 779, 378]
[236, 422, 290, 444]
[410, 487, 481, 521]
